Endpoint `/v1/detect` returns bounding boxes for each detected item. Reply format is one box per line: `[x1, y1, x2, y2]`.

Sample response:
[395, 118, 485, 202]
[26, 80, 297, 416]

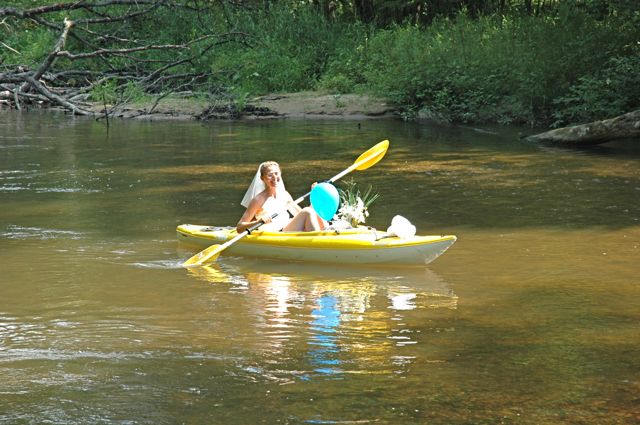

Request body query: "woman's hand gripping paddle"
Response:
[182, 139, 389, 267]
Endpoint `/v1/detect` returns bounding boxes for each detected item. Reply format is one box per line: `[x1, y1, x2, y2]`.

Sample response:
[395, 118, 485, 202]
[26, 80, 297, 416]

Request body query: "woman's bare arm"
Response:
[236, 195, 268, 232]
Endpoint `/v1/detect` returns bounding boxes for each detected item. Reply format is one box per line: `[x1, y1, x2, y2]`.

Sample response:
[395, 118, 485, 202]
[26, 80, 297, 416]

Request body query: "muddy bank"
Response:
[91, 91, 398, 121]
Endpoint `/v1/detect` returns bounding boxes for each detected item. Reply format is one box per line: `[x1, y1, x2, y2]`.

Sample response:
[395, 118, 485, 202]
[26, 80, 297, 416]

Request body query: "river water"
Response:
[1, 110, 638, 424]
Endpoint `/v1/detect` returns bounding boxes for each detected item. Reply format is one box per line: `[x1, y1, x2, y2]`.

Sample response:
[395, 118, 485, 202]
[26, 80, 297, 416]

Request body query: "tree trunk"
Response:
[525, 110, 640, 145]
[353, 0, 374, 23]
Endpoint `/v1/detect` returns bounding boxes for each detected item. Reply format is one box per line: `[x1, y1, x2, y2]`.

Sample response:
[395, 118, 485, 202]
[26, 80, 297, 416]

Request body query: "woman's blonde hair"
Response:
[259, 161, 280, 176]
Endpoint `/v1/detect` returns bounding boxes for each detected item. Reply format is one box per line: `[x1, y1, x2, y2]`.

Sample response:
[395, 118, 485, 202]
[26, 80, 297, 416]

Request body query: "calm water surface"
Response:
[1, 111, 639, 424]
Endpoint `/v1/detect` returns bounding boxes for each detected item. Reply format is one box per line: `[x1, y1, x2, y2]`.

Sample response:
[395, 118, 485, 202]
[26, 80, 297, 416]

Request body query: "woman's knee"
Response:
[303, 207, 324, 230]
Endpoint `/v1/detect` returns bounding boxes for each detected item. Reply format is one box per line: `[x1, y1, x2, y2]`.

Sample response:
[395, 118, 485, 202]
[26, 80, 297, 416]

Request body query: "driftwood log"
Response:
[526, 110, 640, 145]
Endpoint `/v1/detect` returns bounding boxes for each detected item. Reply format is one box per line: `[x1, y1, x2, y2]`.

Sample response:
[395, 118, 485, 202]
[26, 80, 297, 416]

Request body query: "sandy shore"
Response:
[94, 91, 398, 121]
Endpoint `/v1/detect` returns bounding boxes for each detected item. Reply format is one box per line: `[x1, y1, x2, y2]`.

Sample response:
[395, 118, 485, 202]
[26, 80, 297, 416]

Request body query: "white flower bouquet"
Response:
[333, 179, 379, 228]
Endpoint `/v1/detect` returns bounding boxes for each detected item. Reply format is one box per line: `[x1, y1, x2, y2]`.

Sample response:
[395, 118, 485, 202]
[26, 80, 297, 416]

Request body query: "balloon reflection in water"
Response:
[185, 259, 457, 377]
[309, 294, 342, 375]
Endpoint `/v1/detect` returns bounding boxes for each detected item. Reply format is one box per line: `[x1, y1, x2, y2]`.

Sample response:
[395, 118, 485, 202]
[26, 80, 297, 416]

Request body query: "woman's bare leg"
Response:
[283, 207, 325, 231]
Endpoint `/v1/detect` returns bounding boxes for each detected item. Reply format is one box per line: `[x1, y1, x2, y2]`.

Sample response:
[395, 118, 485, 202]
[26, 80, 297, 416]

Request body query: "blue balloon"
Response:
[310, 182, 340, 221]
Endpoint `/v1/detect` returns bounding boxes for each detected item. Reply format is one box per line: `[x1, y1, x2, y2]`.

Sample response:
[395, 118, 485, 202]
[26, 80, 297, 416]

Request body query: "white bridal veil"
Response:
[240, 162, 286, 208]
[240, 164, 265, 208]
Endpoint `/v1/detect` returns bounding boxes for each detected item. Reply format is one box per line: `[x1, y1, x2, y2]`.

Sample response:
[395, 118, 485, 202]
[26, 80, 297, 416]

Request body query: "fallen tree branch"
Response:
[55, 34, 232, 60]
[14, 17, 74, 110]
[30, 18, 74, 83]
[0, 1, 158, 18]
[1, 2, 248, 117]
[1, 40, 20, 55]
[24, 76, 93, 115]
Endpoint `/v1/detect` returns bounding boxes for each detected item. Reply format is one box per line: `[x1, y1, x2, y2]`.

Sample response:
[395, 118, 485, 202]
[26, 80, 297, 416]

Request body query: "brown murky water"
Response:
[1, 110, 639, 424]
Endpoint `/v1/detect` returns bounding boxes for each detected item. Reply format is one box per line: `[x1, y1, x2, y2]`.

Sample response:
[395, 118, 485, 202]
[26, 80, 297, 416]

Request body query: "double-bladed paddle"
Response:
[182, 139, 389, 267]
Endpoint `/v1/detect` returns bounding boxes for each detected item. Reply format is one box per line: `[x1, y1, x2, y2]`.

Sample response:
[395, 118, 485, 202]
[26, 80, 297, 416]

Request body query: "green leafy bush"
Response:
[552, 51, 640, 126]
[361, 6, 638, 125]
[1, 26, 55, 65]
[89, 79, 118, 103]
[316, 23, 371, 94]
[212, 4, 369, 95]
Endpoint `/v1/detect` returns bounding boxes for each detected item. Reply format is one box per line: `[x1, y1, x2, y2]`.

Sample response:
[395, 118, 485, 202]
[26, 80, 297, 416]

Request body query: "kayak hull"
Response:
[177, 224, 456, 266]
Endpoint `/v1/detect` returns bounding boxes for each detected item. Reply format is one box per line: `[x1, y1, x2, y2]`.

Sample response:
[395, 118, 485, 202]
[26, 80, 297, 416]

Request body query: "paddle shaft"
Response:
[214, 219, 265, 252]
[181, 213, 275, 267]
[292, 149, 382, 204]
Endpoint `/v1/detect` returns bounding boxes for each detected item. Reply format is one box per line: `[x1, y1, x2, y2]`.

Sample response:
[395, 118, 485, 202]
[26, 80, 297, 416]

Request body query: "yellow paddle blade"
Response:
[354, 139, 389, 170]
[182, 244, 223, 267]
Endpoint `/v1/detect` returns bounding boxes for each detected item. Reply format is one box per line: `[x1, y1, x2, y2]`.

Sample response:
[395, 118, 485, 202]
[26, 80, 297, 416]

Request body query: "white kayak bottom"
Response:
[177, 224, 457, 266]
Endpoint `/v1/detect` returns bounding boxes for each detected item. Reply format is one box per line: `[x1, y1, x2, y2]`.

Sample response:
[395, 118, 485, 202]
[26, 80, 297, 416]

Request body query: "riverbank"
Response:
[91, 91, 398, 121]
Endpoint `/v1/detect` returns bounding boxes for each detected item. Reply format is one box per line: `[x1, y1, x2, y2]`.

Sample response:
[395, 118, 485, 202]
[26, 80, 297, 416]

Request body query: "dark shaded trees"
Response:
[306, 0, 633, 25]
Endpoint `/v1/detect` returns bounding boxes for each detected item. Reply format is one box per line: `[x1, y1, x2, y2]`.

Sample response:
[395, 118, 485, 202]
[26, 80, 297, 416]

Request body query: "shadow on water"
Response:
[532, 138, 640, 158]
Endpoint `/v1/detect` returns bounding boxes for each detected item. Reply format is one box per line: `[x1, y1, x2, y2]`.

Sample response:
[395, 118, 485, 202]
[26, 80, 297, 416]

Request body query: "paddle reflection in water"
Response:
[186, 258, 457, 380]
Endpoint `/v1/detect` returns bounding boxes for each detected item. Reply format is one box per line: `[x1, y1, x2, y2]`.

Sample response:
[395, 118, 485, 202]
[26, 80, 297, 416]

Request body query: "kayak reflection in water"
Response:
[236, 161, 326, 233]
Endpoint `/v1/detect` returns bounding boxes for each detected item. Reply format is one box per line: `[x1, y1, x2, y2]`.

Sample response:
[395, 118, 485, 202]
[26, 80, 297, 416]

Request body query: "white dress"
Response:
[256, 195, 291, 231]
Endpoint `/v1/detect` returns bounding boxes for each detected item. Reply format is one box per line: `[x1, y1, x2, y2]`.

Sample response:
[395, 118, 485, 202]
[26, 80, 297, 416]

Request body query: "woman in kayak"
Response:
[237, 161, 326, 233]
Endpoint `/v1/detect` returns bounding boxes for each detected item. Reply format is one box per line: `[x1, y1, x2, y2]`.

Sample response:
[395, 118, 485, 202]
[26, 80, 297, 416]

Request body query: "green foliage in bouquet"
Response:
[335, 179, 380, 227]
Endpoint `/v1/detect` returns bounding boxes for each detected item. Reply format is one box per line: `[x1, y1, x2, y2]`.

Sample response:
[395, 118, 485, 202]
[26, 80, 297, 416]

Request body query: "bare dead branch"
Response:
[76, 4, 160, 25]
[0, 1, 159, 19]
[55, 34, 233, 60]
[148, 74, 209, 113]
[32, 18, 75, 82]
[24, 75, 93, 115]
[146, 71, 211, 91]
[1, 40, 21, 55]
[140, 37, 235, 86]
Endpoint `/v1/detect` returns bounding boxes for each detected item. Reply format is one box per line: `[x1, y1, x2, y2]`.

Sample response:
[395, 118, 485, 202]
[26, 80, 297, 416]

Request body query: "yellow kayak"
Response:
[177, 224, 456, 266]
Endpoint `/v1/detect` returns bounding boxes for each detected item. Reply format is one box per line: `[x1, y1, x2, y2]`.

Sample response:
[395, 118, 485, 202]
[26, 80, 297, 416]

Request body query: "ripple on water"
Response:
[35, 187, 102, 194]
[1, 169, 103, 194]
[129, 259, 185, 269]
[2, 225, 85, 240]
[0, 184, 30, 191]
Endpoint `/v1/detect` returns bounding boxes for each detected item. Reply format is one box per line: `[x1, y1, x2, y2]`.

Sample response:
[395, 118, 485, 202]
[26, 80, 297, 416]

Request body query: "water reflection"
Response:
[186, 264, 249, 287]
[309, 294, 342, 376]
[185, 259, 457, 380]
